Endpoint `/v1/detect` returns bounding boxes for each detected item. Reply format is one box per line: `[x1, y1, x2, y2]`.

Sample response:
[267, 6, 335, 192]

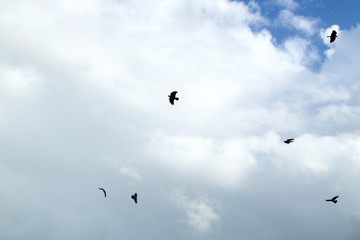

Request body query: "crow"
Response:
[131, 193, 138, 204]
[99, 188, 106, 198]
[326, 195, 339, 203]
[327, 30, 337, 43]
[168, 91, 179, 105]
[284, 138, 294, 144]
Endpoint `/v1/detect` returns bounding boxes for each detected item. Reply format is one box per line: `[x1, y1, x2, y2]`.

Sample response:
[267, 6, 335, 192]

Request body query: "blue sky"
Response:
[256, 0, 360, 28]
[240, 0, 360, 70]
[0, 0, 360, 239]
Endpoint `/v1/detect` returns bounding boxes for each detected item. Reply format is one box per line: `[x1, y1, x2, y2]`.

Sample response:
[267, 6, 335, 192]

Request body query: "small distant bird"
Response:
[284, 138, 294, 144]
[327, 30, 337, 43]
[131, 193, 138, 204]
[168, 91, 179, 105]
[326, 195, 339, 204]
[99, 188, 106, 198]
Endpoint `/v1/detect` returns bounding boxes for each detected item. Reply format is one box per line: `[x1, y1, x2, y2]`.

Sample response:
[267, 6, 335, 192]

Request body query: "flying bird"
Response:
[131, 193, 138, 204]
[326, 195, 339, 203]
[327, 30, 337, 43]
[284, 138, 294, 144]
[99, 188, 106, 198]
[168, 91, 179, 105]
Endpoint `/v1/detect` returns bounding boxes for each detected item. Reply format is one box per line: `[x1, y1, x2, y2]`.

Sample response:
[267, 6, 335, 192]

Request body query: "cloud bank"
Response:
[0, 0, 359, 239]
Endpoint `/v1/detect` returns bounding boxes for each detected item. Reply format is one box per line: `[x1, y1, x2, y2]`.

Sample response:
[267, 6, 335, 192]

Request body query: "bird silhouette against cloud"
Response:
[168, 91, 179, 105]
[284, 138, 294, 144]
[327, 30, 337, 43]
[99, 188, 106, 198]
[326, 195, 339, 204]
[131, 193, 138, 204]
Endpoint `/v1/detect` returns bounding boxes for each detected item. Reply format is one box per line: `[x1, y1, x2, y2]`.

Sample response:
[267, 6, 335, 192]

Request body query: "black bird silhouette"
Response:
[99, 188, 106, 198]
[131, 193, 138, 204]
[284, 138, 294, 144]
[326, 195, 339, 203]
[168, 91, 179, 105]
[327, 30, 337, 43]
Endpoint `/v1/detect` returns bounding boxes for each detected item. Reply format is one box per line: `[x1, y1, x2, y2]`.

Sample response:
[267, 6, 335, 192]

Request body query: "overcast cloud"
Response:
[0, 0, 360, 239]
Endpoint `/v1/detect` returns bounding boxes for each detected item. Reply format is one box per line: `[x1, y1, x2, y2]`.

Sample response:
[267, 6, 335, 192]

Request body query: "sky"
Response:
[0, 0, 359, 239]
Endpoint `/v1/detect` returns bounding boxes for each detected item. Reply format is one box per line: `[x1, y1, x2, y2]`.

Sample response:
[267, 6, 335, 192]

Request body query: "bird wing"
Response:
[99, 188, 106, 198]
[170, 91, 178, 97]
[332, 196, 339, 200]
[169, 97, 174, 105]
[131, 193, 138, 203]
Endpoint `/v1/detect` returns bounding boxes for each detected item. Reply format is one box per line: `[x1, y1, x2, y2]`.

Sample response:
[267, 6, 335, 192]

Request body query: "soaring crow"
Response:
[99, 188, 107, 198]
[284, 138, 294, 144]
[131, 193, 138, 204]
[326, 195, 339, 203]
[168, 91, 179, 105]
[327, 30, 337, 43]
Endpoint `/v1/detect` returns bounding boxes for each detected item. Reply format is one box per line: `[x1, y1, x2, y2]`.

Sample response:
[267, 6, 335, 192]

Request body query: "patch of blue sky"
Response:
[234, 0, 360, 71]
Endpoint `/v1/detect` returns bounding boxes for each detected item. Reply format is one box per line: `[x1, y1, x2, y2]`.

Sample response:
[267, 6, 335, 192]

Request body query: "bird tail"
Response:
[175, 97, 179, 101]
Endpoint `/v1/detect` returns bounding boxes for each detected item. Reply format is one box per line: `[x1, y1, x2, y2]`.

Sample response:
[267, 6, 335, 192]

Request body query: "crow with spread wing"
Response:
[326, 195, 339, 204]
[168, 91, 179, 105]
[327, 30, 337, 43]
[284, 138, 294, 144]
[131, 193, 138, 204]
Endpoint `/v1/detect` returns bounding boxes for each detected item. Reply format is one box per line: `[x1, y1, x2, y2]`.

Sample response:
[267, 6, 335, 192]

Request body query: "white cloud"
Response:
[282, 37, 319, 65]
[119, 166, 142, 180]
[270, 133, 360, 174]
[316, 104, 360, 125]
[0, 64, 41, 96]
[276, 0, 299, 10]
[0, 0, 359, 239]
[148, 130, 260, 188]
[170, 189, 220, 234]
[277, 10, 318, 35]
